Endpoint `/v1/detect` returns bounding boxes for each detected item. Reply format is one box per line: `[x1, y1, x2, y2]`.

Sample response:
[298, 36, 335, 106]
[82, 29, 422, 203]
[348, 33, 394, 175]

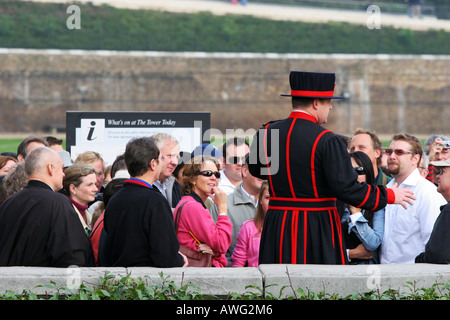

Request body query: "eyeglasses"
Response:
[196, 170, 221, 179]
[434, 167, 447, 176]
[384, 148, 414, 156]
[227, 156, 246, 164]
[354, 166, 366, 175]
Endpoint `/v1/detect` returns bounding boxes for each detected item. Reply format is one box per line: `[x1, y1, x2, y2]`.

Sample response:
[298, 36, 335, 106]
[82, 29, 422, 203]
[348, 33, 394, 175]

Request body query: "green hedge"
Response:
[0, 1, 449, 54]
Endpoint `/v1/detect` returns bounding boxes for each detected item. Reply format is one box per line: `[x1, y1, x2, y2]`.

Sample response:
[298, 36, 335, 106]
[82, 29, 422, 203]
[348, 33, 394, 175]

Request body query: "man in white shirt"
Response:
[380, 133, 446, 264]
[218, 137, 250, 195]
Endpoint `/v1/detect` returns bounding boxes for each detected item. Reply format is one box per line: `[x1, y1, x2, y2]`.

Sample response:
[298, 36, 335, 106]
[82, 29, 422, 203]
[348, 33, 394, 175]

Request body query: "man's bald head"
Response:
[25, 147, 65, 191]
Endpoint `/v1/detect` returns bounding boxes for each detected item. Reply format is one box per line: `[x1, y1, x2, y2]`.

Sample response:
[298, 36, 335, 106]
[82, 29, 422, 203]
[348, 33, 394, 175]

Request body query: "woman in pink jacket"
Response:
[174, 155, 232, 267]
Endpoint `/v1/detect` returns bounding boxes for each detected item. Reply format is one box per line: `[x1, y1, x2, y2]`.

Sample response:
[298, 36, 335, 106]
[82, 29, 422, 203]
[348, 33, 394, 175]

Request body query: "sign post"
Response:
[66, 111, 210, 165]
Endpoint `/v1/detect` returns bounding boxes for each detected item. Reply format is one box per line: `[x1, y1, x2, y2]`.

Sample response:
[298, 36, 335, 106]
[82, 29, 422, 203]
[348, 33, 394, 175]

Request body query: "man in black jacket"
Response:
[102, 137, 186, 267]
[0, 147, 94, 267]
[416, 158, 450, 264]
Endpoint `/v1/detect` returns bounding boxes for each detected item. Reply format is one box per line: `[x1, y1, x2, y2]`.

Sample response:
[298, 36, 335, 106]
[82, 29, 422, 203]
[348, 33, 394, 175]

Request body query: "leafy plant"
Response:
[1, 270, 450, 300]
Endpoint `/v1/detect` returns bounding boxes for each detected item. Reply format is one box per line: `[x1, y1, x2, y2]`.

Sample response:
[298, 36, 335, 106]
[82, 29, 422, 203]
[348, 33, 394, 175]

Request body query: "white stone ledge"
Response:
[260, 264, 450, 298]
[0, 264, 448, 298]
[0, 48, 449, 60]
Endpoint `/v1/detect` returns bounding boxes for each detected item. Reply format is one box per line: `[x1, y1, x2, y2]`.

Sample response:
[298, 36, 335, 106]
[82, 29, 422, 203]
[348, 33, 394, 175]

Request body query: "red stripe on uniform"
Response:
[286, 118, 297, 198]
[291, 211, 299, 264]
[333, 208, 346, 265]
[270, 196, 336, 202]
[268, 206, 337, 211]
[303, 211, 307, 264]
[264, 123, 276, 197]
[279, 210, 287, 263]
[311, 130, 332, 198]
[328, 210, 335, 248]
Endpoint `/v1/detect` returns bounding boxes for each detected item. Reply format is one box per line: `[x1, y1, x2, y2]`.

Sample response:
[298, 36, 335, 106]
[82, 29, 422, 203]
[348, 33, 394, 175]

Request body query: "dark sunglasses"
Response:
[354, 166, 366, 175]
[385, 148, 414, 156]
[227, 156, 246, 164]
[196, 170, 221, 179]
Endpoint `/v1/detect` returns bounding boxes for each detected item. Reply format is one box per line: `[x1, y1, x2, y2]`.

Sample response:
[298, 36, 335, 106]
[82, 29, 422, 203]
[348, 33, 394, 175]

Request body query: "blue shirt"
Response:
[342, 206, 385, 264]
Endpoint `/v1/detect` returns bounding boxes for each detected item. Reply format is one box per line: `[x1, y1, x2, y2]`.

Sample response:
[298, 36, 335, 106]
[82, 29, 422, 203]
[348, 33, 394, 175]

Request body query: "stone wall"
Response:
[1, 264, 450, 299]
[0, 49, 449, 138]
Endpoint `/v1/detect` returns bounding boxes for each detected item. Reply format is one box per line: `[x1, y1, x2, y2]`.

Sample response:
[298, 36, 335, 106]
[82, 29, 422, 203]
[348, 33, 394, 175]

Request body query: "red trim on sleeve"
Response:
[356, 184, 371, 208]
[370, 186, 380, 211]
[386, 188, 396, 204]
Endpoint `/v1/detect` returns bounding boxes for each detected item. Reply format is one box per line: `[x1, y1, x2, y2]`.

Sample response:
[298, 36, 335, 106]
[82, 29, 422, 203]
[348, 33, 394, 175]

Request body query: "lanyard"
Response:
[125, 178, 153, 189]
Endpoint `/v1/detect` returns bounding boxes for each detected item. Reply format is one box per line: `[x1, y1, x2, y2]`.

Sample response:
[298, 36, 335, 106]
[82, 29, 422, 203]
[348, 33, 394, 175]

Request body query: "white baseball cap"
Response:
[431, 159, 450, 167]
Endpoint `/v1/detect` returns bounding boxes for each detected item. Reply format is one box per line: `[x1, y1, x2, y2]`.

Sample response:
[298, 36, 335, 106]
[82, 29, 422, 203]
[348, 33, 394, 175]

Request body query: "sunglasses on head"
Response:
[385, 148, 414, 156]
[227, 155, 246, 164]
[434, 167, 447, 176]
[196, 170, 221, 179]
[354, 166, 366, 175]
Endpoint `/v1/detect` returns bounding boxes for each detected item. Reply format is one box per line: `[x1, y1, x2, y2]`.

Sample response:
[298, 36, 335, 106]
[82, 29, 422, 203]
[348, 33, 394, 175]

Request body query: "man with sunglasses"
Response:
[218, 137, 250, 195]
[423, 135, 450, 183]
[380, 133, 446, 264]
[247, 71, 416, 265]
[416, 159, 450, 263]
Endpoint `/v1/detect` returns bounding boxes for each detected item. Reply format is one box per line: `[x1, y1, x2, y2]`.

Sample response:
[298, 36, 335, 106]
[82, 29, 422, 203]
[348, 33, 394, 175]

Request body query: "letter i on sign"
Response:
[87, 121, 97, 141]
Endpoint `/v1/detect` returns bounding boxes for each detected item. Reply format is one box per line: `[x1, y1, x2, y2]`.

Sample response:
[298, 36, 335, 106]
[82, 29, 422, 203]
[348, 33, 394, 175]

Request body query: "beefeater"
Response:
[247, 71, 415, 265]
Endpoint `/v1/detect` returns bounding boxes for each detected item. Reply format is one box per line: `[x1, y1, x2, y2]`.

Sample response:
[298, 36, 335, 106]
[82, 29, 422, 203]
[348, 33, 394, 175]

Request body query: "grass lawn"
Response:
[0, 137, 66, 154]
[0, 138, 24, 154]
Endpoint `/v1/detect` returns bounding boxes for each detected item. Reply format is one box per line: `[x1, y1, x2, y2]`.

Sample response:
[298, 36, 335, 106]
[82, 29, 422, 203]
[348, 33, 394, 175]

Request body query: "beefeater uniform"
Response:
[247, 71, 395, 265]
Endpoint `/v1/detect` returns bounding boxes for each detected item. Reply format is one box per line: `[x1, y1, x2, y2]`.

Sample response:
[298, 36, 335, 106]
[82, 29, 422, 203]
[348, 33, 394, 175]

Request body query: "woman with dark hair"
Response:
[0, 155, 17, 176]
[340, 151, 385, 264]
[232, 181, 269, 267]
[89, 178, 126, 266]
[173, 155, 232, 267]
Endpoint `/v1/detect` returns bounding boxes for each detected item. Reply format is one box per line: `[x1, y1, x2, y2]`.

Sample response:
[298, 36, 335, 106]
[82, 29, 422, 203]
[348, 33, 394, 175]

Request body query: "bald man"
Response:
[0, 147, 94, 267]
